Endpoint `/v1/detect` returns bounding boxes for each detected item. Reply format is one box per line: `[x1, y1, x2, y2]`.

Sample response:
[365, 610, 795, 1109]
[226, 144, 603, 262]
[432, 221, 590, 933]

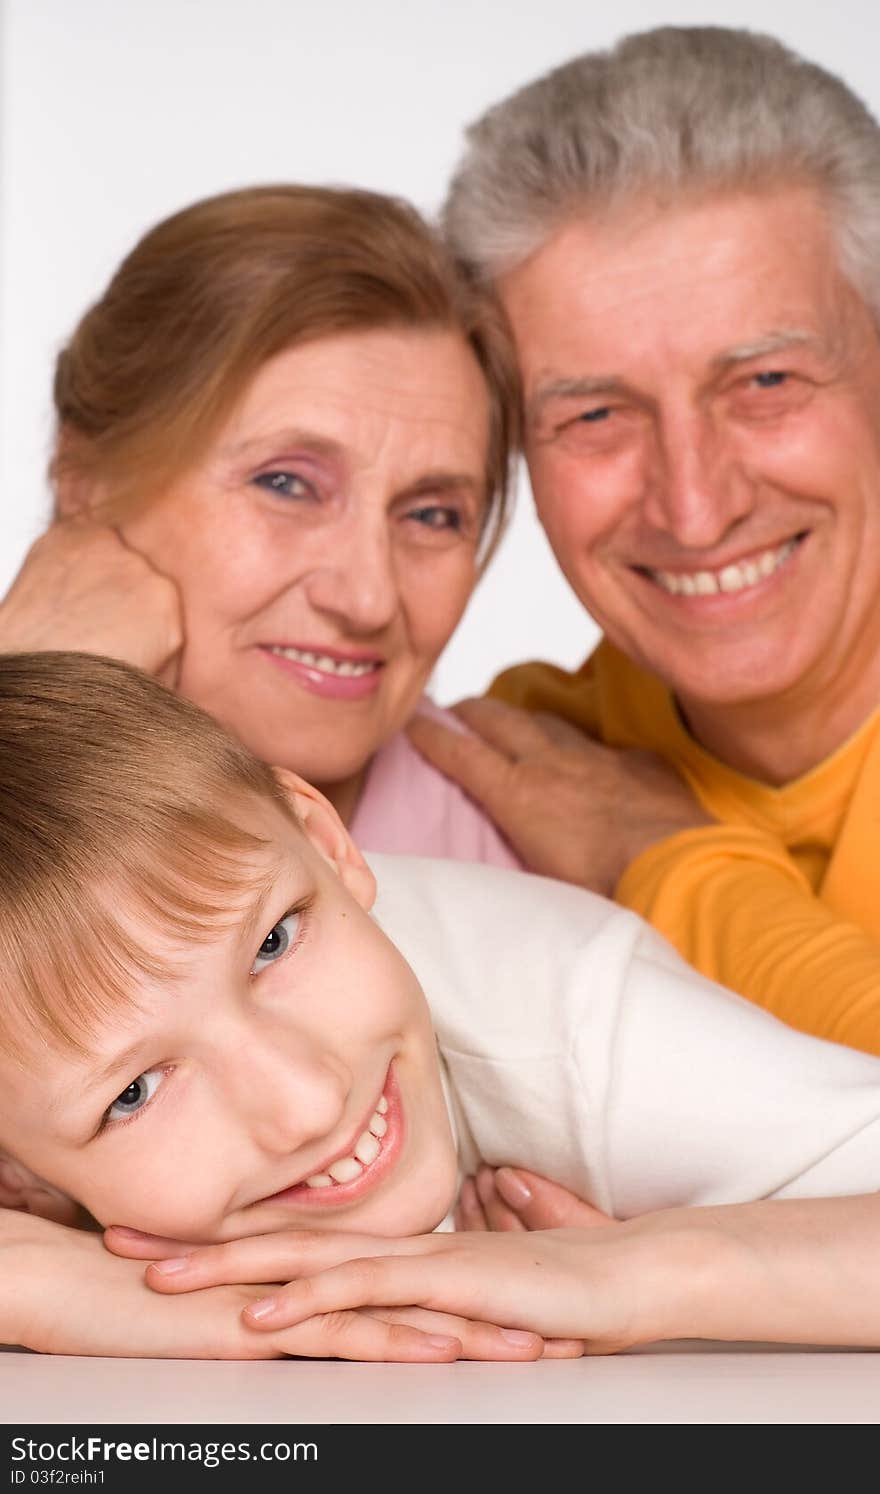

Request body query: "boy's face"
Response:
[0, 787, 458, 1241]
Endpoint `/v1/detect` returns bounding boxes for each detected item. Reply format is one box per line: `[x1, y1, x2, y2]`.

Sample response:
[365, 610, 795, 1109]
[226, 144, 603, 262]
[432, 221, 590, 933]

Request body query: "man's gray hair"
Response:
[444, 26, 880, 313]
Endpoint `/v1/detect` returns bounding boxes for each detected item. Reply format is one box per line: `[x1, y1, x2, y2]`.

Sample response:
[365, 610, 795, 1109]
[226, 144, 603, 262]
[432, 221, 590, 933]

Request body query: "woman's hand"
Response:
[105, 1225, 584, 1361]
[408, 698, 710, 895]
[456, 1165, 614, 1233]
[0, 520, 183, 685]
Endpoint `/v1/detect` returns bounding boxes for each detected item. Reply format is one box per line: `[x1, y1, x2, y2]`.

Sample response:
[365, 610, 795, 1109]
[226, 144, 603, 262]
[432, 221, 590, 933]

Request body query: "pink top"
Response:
[350, 699, 522, 869]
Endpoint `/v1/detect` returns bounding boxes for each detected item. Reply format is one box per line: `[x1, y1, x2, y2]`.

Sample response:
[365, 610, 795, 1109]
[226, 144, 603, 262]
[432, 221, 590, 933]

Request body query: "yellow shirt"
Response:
[491, 639, 880, 1056]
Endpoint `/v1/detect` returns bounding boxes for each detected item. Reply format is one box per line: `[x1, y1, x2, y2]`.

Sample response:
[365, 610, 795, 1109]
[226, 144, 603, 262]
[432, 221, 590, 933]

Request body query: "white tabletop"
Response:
[2, 1342, 878, 1425]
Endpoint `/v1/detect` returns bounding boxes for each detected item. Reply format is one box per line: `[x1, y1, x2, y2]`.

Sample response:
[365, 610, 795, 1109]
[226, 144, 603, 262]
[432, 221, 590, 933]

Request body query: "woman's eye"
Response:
[408, 505, 462, 532]
[253, 471, 314, 500]
[252, 910, 301, 974]
[105, 1069, 164, 1125]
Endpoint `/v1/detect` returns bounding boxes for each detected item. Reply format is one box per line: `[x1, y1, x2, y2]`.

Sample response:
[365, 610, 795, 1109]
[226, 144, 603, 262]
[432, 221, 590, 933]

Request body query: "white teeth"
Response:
[327, 1156, 363, 1184]
[653, 540, 796, 598]
[302, 1103, 389, 1189]
[354, 1131, 381, 1166]
[268, 646, 378, 678]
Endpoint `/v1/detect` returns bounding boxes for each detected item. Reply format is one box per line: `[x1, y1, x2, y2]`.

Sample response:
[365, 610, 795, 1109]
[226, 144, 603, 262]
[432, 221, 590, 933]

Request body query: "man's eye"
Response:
[252, 910, 302, 974]
[253, 471, 314, 500]
[578, 406, 612, 423]
[752, 370, 788, 389]
[105, 1069, 164, 1125]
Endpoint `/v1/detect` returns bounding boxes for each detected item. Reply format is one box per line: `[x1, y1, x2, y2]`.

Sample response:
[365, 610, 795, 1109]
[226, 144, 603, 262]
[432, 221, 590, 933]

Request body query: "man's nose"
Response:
[642, 411, 755, 550]
[304, 507, 399, 634]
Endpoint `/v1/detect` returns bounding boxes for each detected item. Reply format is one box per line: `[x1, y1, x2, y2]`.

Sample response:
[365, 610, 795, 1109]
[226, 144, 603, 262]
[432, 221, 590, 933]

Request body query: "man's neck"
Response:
[678, 683, 880, 786]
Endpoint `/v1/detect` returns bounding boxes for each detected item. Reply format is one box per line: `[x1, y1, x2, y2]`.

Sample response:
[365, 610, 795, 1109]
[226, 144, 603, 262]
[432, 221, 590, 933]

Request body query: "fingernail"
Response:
[107, 1226, 148, 1238]
[501, 1329, 538, 1346]
[246, 1295, 279, 1322]
[150, 1256, 191, 1275]
[495, 1168, 532, 1208]
[426, 1335, 459, 1351]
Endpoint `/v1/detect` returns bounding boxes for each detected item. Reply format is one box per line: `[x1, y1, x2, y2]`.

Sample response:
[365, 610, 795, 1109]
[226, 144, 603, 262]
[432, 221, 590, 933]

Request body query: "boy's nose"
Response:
[232, 1041, 348, 1157]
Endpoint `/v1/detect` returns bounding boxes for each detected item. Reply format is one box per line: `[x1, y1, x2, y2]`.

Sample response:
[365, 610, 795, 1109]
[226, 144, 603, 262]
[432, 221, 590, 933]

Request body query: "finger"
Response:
[453, 696, 555, 758]
[532, 710, 603, 752]
[455, 1176, 489, 1233]
[494, 1169, 613, 1230]
[542, 1339, 587, 1360]
[104, 1226, 204, 1260]
[475, 1166, 526, 1233]
[271, 1310, 461, 1363]
[406, 716, 516, 820]
[242, 1256, 492, 1332]
[368, 1307, 542, 1362]
[141, 1229, 434, 1294]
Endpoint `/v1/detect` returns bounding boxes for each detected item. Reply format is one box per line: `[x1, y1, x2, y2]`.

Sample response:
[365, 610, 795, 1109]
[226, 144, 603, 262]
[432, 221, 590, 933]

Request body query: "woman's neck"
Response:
[314, 765, 369, 828]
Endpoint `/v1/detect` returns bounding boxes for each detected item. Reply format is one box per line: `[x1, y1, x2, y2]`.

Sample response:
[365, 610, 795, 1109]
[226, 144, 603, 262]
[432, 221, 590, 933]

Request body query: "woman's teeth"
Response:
[268, 646, 379, 678]
[653, 539, 797, 597]
[305, 1095, 389, 1189]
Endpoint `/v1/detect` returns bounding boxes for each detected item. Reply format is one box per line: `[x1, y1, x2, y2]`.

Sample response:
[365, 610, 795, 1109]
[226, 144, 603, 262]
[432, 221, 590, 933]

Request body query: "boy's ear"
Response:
[0, 1154, 80, 1226]
[271, 769, 377, 911]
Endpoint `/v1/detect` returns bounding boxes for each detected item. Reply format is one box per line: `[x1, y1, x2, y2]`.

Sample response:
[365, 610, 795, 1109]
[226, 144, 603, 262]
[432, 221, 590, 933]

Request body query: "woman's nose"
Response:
[304, 511, 399, 634]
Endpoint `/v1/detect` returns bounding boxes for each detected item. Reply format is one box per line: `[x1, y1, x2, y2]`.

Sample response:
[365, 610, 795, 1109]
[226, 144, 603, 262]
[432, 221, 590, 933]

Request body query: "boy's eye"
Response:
[106, 1069, 164, 1124]
[252, 910, 301, 974]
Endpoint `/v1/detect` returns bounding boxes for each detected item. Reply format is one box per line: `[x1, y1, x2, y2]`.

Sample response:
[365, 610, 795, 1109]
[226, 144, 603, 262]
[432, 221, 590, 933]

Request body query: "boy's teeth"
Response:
[269, 646, 378, 677]
[303, 1108, 388, 1189]
[654, 539, 796, 597]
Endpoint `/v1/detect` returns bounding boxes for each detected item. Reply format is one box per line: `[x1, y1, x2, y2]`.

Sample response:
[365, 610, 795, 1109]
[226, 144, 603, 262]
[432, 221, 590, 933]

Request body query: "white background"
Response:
[0, 0, 876, 701]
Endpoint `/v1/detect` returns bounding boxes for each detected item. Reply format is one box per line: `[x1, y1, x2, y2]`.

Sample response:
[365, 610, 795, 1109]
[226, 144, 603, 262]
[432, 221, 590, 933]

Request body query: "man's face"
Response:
[0, 792, 457, 1242]
[500, 187, 880, 724]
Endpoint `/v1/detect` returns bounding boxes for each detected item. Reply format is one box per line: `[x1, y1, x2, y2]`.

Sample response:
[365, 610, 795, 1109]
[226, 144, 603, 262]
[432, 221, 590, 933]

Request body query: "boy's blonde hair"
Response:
[0, 652, 298, 1056]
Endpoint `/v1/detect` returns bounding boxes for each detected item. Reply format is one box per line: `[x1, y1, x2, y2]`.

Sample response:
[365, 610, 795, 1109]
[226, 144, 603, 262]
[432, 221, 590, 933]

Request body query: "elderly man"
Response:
[410, 25, 880, 1060]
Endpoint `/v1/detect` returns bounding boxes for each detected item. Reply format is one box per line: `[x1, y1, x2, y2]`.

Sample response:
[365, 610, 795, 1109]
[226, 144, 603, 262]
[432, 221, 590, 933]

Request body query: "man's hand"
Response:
[408, 698, 710, 894]
[105, 1226, 584, 1361]
[0, 520, 183, 685]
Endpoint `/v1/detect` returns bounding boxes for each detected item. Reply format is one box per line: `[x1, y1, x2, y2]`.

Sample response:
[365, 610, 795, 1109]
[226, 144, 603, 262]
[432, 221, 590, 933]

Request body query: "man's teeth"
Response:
[269, 646, 379, 678]
[653, 539, 797, 597]
[305, 1095, 389, 1189]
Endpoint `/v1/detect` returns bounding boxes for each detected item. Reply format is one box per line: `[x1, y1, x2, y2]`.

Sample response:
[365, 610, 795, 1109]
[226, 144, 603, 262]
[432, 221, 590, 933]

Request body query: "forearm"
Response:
[617, 826, 880, 1054]
[633, 1194, 880, 1348]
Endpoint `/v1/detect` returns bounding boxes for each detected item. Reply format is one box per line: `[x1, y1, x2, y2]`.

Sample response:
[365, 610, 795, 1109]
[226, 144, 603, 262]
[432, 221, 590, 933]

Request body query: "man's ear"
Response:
[0, 1154, 81, 1226]
[271, 769, 377, 911]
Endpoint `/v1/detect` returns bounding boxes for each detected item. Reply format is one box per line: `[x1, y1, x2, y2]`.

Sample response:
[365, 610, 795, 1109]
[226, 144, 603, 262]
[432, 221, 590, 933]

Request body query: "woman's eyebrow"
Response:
[218, 428, 343, 462]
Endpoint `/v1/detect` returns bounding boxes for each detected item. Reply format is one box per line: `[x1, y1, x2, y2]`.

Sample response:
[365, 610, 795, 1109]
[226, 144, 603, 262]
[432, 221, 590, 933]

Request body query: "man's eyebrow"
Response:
[528, 376, 630, 422]
[711, 329, 817, 369]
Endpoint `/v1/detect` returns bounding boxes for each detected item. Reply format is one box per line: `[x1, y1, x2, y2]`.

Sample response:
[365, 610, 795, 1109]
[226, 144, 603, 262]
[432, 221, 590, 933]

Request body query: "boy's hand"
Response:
[456, 1165, 613, 1233]
[0, 521, 183, 686]
[3, 1211, 511, 1361]
[105, 1226, 584, 1361]
[105, 1223, 672, 1353]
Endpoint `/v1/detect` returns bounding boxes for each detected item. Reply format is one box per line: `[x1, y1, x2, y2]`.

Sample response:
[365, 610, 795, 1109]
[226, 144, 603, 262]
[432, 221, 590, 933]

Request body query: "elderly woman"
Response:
[0, 183, 522, 865]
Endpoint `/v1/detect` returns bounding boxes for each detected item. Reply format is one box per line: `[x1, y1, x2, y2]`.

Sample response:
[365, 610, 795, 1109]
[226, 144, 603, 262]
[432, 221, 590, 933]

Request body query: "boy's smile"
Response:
[0, 782, 458, 1243]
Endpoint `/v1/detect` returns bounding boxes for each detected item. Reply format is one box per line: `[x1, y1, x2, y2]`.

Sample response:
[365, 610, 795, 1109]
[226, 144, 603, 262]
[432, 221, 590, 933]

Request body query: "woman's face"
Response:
[121, 328, 491, 807]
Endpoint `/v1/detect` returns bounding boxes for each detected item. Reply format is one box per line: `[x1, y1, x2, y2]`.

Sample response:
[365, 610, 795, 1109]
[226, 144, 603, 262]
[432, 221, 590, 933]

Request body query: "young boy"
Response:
[5, 650, 880, 1360]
